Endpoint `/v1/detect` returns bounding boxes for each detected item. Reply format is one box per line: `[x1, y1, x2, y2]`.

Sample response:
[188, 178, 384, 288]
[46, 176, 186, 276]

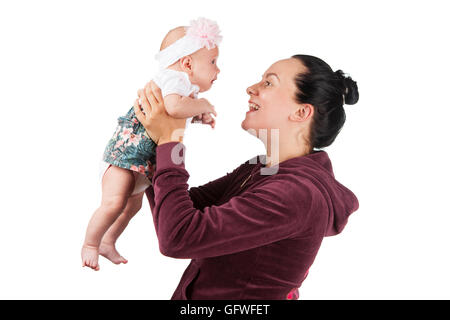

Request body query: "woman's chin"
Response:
[242, 111, 265, 131]
[241, 119, 258, 136]
[241, 119, 251, 131]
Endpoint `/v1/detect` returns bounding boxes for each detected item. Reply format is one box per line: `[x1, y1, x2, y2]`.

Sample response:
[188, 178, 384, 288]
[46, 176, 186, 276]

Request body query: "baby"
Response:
[81, 17, 222, 270]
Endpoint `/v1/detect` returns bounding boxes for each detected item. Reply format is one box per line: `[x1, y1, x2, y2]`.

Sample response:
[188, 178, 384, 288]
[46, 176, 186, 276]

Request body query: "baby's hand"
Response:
[200, 112, 216, 129]
[199, 98, 217, 117]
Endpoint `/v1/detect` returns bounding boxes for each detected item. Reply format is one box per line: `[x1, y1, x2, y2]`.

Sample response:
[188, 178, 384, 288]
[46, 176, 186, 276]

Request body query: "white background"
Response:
[1, 0, 449, 299]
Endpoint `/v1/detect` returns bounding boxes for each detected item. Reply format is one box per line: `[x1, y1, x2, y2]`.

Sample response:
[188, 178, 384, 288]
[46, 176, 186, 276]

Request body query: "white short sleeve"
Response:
[153, 69, 200, 98]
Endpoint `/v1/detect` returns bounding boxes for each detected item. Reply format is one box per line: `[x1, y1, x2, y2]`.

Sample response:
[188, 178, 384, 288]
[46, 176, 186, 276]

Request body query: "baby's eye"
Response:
[212, 59, 216, 64]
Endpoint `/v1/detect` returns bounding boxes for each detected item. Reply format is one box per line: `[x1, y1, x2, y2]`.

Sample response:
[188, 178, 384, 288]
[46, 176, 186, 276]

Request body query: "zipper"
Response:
[240, 161, 264, 188]
[240, 173, 252, 188]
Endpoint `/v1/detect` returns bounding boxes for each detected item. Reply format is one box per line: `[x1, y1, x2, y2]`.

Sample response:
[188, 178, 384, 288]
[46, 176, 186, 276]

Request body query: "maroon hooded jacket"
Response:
[145, 142, 359, 300]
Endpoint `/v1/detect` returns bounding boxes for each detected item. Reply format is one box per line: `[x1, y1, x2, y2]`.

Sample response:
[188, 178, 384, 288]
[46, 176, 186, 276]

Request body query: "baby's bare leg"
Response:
[81, 165, 135, 270]
[99, 190, 144, 264]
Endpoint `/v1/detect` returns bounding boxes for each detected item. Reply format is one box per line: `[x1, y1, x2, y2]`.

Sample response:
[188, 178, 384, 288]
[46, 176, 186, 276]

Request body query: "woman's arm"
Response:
[146, 162, 243, 212]
[188, 171, 236, 210]
[148, 142, 315, 259]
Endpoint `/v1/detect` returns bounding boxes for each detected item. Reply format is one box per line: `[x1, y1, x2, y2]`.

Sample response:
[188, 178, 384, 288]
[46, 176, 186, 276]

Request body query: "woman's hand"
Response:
[134, 81, 187, 145]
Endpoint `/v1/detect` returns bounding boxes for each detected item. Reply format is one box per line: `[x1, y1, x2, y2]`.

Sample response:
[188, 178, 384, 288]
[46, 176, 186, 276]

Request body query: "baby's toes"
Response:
[90, 258, 99, 270]
[82, 256, 89, 267]
[89, 261, 99, 271]
[82, 257, 98, 270]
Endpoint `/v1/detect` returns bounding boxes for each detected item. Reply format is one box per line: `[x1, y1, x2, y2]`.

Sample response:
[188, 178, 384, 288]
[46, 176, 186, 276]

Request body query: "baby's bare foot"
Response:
[99, 242, 128, 265]
[81, 245, 100, 271]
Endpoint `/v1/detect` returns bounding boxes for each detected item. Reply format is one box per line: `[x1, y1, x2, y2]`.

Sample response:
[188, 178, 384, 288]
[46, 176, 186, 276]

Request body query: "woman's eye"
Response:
[212, 60, 216, 64]
[264, 81, 272, 86]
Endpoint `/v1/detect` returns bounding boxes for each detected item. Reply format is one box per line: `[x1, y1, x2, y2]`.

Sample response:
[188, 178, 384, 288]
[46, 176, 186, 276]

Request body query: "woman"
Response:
[133, 55, 360, 300]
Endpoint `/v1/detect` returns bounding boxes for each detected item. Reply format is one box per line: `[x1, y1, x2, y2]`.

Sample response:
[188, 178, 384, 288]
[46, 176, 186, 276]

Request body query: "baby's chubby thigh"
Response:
[100, 165, 137, 213]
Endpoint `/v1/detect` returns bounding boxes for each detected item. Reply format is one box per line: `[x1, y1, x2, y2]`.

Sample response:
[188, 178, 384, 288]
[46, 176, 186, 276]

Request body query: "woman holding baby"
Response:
[83, 18, 360, 300]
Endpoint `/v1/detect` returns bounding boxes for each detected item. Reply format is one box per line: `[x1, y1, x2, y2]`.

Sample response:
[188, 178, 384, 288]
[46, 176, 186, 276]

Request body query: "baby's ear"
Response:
[179, 56, 193, 74]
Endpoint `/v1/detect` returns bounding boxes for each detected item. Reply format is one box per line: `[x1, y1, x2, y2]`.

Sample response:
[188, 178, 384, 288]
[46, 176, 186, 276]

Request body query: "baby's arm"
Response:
[164, 94, 216, 119]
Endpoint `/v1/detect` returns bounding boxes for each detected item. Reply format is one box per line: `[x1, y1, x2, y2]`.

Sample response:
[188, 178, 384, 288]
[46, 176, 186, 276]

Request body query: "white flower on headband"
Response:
[185, 17, 222, 50]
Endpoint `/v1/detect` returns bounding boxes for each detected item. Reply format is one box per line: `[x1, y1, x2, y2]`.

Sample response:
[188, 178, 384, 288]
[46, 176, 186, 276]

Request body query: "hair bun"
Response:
[335, 70, 359, 105]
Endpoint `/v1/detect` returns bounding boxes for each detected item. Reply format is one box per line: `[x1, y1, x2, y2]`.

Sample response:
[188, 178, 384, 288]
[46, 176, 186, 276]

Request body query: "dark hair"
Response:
[291, 54, 359, 149]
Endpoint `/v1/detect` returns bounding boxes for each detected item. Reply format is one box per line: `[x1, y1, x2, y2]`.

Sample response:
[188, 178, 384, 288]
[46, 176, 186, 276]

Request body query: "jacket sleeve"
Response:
[187, 164, 243, 210]
[146, 142, 314, 259]
[145, 158, 243, 212]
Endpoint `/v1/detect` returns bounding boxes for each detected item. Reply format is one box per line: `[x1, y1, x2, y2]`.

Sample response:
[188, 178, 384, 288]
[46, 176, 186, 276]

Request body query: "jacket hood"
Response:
[257, 150, 359, 236]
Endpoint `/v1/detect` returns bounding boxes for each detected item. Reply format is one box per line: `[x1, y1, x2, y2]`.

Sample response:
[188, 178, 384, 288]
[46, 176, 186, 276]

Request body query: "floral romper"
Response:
[102, 69, 199, 180]
[103, 107, 157, 178]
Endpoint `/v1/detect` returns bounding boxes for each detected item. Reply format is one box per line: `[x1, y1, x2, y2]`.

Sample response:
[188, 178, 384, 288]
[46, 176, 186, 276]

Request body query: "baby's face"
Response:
[190, 47, 220, 92]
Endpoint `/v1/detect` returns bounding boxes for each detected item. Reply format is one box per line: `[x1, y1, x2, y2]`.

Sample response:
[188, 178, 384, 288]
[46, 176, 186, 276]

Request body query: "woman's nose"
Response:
[247, 85, 257, 96]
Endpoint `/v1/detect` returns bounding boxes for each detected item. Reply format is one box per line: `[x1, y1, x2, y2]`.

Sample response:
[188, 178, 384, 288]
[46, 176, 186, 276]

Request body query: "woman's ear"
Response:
[179, 56, 193, 75]
[289, 104, 314, 122]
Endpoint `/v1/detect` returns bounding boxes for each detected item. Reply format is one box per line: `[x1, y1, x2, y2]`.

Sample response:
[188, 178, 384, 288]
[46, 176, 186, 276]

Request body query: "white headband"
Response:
[155, 17, 222, 70]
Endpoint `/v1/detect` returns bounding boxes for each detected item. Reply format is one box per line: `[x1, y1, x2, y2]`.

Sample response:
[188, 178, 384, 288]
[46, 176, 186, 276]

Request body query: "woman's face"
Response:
[241, 58, 307, 133]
